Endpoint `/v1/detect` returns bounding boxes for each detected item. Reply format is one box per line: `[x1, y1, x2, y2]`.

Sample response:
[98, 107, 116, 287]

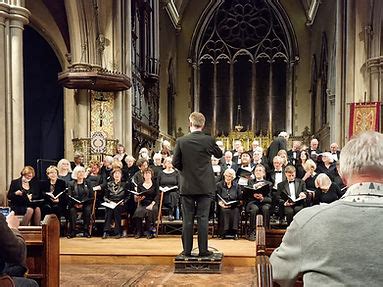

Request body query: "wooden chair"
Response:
[0, 275, 15, 287]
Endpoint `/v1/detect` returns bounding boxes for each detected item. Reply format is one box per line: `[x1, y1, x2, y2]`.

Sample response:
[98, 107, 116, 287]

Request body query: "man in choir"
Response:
[173, 112, 222, 257]
[220, 151, 238, 173]
[268, 155, 286, 221]
[271, 131, 383, 286]
[245, 164, 272, 240]
[252, 147, 270, 173]
[329, 142, 341, 162]
[236, 151, 254, 187]
[248, 139, 260, 154]
[277, 165, 307, 225]
[267, 131, 289, 166]
[287, 140, 301, 166]
[307, 138, 322, 162]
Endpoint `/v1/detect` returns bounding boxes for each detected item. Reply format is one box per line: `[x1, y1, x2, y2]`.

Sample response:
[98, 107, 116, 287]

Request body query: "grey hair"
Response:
[223, 168, 236, 178]
[339, 131, 383, 179]
[57, 158, 72, 173]
[72, 166, 86, 180]
[104, 155, 114, 164]
[315, 173, 332, 190]
[153, 153, 162, 160]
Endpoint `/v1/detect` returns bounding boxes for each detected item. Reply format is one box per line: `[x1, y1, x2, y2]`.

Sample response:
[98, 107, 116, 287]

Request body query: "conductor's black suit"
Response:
[172, 131, 222, 256]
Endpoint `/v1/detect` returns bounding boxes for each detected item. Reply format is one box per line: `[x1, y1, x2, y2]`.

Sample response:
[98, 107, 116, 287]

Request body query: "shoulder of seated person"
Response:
[293, 201, 343, 227]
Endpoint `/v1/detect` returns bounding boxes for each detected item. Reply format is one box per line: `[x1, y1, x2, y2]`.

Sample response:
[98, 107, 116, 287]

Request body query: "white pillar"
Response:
[0, 2, 30, 195]
[0, 6, 8, 195]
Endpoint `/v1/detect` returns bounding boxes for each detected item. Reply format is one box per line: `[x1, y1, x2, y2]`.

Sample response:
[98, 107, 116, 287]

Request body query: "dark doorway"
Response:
[23, 26, 64, 172]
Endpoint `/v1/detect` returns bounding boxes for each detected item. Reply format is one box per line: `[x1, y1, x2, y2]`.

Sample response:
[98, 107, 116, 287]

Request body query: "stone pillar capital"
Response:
[9, 5, 30, 27]
[0, 2, 30, 27]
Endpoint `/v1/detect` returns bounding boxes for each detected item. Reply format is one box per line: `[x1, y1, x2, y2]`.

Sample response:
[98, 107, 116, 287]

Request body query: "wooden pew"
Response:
[18, 215, 60, 287]
[255, 215, 303, 287]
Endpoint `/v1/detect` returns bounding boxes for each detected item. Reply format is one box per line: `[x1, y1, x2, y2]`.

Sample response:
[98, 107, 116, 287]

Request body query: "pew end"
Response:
[18, 214, 60, 287]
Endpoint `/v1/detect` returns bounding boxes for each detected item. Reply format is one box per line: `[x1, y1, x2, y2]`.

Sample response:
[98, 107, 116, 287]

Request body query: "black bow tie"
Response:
[289, 180, 295, 183]
[275, 171, 282, 173]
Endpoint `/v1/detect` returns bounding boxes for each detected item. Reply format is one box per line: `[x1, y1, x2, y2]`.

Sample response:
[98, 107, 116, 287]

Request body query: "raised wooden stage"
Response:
[60, 236, 256, 267]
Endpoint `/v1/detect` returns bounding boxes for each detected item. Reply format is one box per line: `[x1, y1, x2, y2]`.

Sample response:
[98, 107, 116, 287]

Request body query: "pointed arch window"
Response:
[190, 0, 298, 135]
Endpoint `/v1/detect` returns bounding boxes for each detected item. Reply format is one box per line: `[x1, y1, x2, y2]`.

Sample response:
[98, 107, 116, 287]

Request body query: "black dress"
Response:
[132, 182, 159, 236]
[314, 183, 343, 204]
[40, 178, 67, 220]
[157, 170, 180, 216]
[7, 177, 42, 215]
[216, 181, 241, 234]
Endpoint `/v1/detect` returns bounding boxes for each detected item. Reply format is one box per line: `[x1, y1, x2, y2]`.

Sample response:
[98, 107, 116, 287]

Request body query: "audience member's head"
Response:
[339, 131, 383, 185]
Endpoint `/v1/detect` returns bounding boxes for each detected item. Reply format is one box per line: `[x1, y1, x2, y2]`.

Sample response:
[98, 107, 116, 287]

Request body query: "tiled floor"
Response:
[60, 263, 256, 286]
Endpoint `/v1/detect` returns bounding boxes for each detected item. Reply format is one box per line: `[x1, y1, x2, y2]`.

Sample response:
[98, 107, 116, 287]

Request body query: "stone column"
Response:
[0, 2, 30, 195]
[285, 62, 293, 135]
[251, 61, 256, 132]
[0, 4, 8, 195]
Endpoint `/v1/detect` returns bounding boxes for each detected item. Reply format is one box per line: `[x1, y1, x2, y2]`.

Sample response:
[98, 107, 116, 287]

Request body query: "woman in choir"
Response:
[131, 158, 149, 187]
[157, 157, 179, 221]
[114, 144, 128, 169]
[40, 165, 67, 222]
[67, 166, 94, 238]
[102, 168, 129, 239]
[132, 168, 159, 239]
[86, 160, 104, 207]
[216, 168, 241, 239]
[314, 173, 343, 205]
[7, 166, 42, 226]
[100, 156, 114, 183]
[57, 158, 72, 186]
[316, 152, 337, 181]
[295, 150, 310, 179]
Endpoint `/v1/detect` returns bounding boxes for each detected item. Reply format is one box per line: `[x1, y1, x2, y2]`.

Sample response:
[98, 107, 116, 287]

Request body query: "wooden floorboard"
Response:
[60, 236, 256, 266]
[60, 263, 257, 286]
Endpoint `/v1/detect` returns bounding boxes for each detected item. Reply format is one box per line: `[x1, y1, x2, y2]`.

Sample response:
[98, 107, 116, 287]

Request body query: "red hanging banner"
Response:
[349, 102, 380, 138]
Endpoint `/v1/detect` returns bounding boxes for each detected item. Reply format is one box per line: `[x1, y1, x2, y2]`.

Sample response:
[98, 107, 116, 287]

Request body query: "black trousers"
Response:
[181, 194, 211, 255]
[69, 204, 91, 233]
[103, 205, 125, 234]
[246, 201, 271, 231]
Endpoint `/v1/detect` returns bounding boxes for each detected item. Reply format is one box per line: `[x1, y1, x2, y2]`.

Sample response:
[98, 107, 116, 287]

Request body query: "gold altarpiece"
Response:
[72, 91, 118, 166]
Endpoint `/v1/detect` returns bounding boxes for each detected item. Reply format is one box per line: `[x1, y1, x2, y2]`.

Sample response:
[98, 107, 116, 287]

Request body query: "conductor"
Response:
[173, 112, 222, 257]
